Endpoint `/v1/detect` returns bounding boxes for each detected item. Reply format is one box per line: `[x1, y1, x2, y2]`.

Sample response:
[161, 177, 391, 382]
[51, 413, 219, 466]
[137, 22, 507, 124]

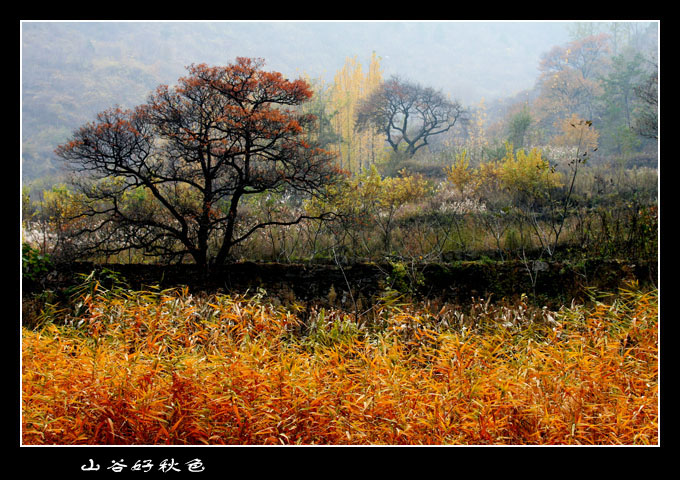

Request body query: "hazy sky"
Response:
[22, 20, 577, 105]
[20, 20, 657, 182]
[235, 20, 575, 103]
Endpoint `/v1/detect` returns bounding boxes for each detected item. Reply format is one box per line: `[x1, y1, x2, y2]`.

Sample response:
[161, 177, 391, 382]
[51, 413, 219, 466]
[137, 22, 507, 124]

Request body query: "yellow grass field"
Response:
[22, 283, 658, 445]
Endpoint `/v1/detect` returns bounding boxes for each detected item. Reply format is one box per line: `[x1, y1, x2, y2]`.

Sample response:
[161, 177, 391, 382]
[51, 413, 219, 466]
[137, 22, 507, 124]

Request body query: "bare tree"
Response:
[55, 58, 342, 268]
[355, 76, 466, 157]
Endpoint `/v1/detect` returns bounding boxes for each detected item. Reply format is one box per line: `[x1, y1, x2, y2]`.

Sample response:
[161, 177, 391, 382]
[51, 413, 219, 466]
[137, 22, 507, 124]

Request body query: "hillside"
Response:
[21, 21, 574, 183]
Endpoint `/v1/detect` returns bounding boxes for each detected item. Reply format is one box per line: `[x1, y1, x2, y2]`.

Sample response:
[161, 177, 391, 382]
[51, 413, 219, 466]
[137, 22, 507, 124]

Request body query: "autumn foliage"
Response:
[23, 279, 657, 445]
[54, 58, 341, 267]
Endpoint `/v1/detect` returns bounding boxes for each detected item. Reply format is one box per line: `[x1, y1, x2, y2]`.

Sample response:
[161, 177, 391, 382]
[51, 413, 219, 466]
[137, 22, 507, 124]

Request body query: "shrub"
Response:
[22, 242, 53, 284]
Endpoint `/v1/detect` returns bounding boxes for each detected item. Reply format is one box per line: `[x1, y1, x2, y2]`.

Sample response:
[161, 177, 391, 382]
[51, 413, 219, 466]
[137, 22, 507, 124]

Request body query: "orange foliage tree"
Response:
[56, 58, 342, 268]
[534, 34, 611, 131]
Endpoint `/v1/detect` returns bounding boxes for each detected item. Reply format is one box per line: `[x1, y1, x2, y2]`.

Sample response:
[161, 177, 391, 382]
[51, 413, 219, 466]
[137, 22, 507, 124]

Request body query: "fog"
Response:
[22, 20, 574, 104]
[21, 20, 656, 183]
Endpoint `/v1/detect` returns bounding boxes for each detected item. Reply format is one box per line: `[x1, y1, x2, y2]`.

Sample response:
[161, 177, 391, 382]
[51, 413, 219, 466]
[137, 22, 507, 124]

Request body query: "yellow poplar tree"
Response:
[329, 53, 384, 174]
[468, 98, 489, 162]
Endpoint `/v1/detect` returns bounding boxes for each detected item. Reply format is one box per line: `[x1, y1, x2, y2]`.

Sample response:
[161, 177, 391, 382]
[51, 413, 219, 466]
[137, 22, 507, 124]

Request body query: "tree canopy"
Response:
[55, 57, 342, 267]
[355, 76, 466, 158]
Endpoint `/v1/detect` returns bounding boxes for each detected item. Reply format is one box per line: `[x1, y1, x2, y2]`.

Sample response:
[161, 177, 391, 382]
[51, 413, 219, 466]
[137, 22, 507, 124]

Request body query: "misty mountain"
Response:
[21, 21, 575, 183]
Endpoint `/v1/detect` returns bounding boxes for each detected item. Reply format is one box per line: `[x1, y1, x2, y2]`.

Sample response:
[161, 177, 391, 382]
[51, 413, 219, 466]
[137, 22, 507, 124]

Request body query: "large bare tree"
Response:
[55, 57, 341, 268]
[355, 76, 466, 157]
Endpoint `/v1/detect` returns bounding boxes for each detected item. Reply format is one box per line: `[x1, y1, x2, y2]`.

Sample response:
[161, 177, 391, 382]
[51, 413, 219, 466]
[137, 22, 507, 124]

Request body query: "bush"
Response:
[22, 242, 53, 284]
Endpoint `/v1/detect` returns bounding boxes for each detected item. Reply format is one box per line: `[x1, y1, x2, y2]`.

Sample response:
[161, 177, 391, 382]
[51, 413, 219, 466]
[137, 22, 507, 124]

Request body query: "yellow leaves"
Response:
[307, 165, 430, 230]
[552, 113, 600, 154]
[445, 144, 562, 202]
[340, 166, 429, 213]
[22, 285, 657, 445]
[499, 143, 563, 195]
[444, 150, 474, 195]
[328, 54, 384, 173]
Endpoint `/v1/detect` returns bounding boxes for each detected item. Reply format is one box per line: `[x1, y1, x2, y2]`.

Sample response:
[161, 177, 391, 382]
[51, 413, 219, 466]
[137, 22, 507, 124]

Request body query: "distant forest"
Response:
[22, 22, 657, 190]
[21, 21, 616, 185]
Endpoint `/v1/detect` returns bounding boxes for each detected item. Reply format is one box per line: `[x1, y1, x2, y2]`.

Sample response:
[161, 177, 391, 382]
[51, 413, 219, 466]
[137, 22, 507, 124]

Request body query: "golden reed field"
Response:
[22, 281, 658, 445]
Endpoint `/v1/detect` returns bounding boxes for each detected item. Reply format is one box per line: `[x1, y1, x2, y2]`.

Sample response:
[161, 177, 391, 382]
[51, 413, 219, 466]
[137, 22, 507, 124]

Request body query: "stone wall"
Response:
[27, 259, 657, 308]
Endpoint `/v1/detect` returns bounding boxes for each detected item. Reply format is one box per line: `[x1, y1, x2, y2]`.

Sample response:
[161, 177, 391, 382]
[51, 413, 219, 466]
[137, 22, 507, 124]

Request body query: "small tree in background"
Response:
[355, 76, 466, 158]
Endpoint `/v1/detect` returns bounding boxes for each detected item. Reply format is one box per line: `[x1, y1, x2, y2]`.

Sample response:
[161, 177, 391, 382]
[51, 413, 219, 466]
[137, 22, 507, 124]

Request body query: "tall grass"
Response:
[22, 280, 658, 445]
